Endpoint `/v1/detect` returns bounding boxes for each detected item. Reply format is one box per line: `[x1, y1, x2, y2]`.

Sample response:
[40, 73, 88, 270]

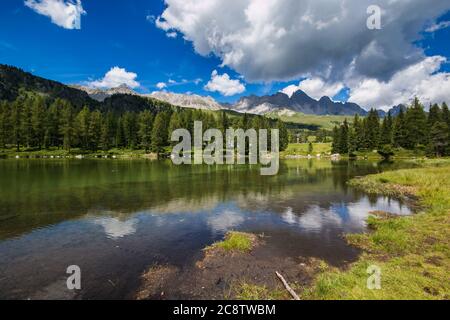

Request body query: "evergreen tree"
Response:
[31, 96, 46, 149]
[218, 112, 229, 134]
[364, 109, 380, 150]
[332, 126, 340, 154]
[75, 106, 91, 150]
[380, 111, 393, 146]
[88, 110, 102, 151]
[428, 104, 442, 128]
[44, 100, 61, 149]
[11, 99, 22, 152]
[115, 117, 125, 148]
[429, 122, 449, 157]
[21, 100, 33, 148]
[277, 120, 289, 151]
[404, 98, 427, 149]
[393, 108, 407, 148]
[353, 114, 364, 150]
[152, 112, 169, 153]
[0, 101, 11, 149]
[138, 111, 154, 152]
[100, 112, 115, 151]
[338, 119, 349, 154]
[60, 101, 76, 152]
[122, 112, 138, 149]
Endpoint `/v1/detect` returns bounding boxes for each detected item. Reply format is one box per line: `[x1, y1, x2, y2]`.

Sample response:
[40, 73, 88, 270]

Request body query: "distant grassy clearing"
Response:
[282, 143, 332, 157]
[269, 112, 352, 130]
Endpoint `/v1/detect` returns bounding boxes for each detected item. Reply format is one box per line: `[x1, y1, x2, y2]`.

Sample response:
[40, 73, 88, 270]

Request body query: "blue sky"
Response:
[0, 1, 449, 108]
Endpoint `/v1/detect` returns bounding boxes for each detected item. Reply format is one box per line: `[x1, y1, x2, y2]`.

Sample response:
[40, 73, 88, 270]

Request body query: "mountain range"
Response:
[1, 64, 403, 117]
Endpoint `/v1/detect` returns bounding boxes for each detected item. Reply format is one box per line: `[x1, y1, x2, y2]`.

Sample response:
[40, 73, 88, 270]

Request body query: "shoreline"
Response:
[134, 160, 450, 300]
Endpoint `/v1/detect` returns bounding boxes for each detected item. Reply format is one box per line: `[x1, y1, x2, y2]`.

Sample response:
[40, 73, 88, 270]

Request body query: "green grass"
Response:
[207, 232, 256, 253]
[235, 283, 288, 300]
[269, 112, 352, 130]
[303, 162, 450, 300]
[282, 143, 332, 157]
[0, 147, 160, 159]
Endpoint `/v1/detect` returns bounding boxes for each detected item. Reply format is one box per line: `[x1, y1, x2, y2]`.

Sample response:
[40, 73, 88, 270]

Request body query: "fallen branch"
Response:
[276, 271, 300, 300]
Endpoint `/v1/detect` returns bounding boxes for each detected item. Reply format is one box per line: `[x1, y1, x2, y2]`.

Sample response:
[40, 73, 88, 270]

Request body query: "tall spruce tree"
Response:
[31, 96, 46, 149]
[139, 111, 154, 152]
[393, 108, 407, 148]
[380, 111, 393, 146]
[404, 98, 427, 149]
[364, 109, 380, 150]
[60, 101, 75, 152]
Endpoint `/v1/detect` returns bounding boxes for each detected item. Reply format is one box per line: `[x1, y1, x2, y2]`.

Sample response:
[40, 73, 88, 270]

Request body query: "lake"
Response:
[0, 159, 413, 299]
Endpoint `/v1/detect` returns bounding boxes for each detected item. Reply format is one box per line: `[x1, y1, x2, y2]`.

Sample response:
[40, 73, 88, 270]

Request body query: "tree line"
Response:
[0, 95, 289, 154]
[332, 98, 450, 157]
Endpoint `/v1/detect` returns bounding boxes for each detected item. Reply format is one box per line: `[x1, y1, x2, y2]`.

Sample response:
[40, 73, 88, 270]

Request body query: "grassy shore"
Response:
[303, 161, 450, 300]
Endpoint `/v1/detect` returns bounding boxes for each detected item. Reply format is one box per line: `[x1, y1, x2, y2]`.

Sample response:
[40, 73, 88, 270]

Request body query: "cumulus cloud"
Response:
[25, 0, 86, 30]
[281, 78, 344, 100]
[156, 82, 167, 90]
[88, 67, 140, 89]
[204, 70, 245, 96]
[347, 56, 450, 110]
[156, 0, 450, 83]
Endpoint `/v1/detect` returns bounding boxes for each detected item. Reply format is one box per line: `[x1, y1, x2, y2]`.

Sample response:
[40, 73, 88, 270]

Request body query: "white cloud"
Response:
[156, 82, 167, 90]
[25, 0, 86, 30]
[347, 56, 450, 110]
[156, 0, 450, 83]
[204, 70, 245, 96]
[166, 31, 178, 38]
[426, 20, 450, 33]
[281, 78, 344, 100]
[88, 67, 140, 89]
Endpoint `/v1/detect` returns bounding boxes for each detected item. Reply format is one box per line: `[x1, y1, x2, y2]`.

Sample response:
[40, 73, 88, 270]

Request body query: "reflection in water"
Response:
[93, 216, 138, 240]
[0, 159, 415, 299]
[207, 209, 245, 234]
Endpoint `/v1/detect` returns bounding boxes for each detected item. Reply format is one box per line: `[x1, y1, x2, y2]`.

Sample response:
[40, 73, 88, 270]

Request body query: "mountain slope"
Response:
[0, 64, 98, 108]
[149, 92, 223, 111]
[231, 90, 368, 116]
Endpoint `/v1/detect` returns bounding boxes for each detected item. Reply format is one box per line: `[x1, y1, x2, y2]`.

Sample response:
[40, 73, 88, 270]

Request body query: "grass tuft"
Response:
[207, 232, 257, 253]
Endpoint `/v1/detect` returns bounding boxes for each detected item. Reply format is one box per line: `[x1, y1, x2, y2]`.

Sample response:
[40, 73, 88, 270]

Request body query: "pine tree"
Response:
[393, 108, 407, 148]
[11, 99, 22, 152]
[21, 100, 33, 148]
[60, 101, 76, 152]
[380, 111, 393, 146]
[364, 109, 380, 150]
[122, 112, 138, 149]
[404, 98, 427, 149]
[31, 96, 46, 149]
[138, 111, 154, 152]
[429, 122, 449, 157]
[338, 119, 349, 154]
[152, 112, 169, 153]
[100, 112, 115, 151]
[277, 120, 289, 151]
[442, 102, 450, 127]
[218, 112, 229, 134]
[88, 110, 102, 151]
[332, 125, 341, 154]
[115, 117, 125, 148]
[0, 101, 11, 149]
[44, 100, 61, 149]
[353, 114, 364, 150]
[75, 106, 91, 150]
[428, 104, 442, 128]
